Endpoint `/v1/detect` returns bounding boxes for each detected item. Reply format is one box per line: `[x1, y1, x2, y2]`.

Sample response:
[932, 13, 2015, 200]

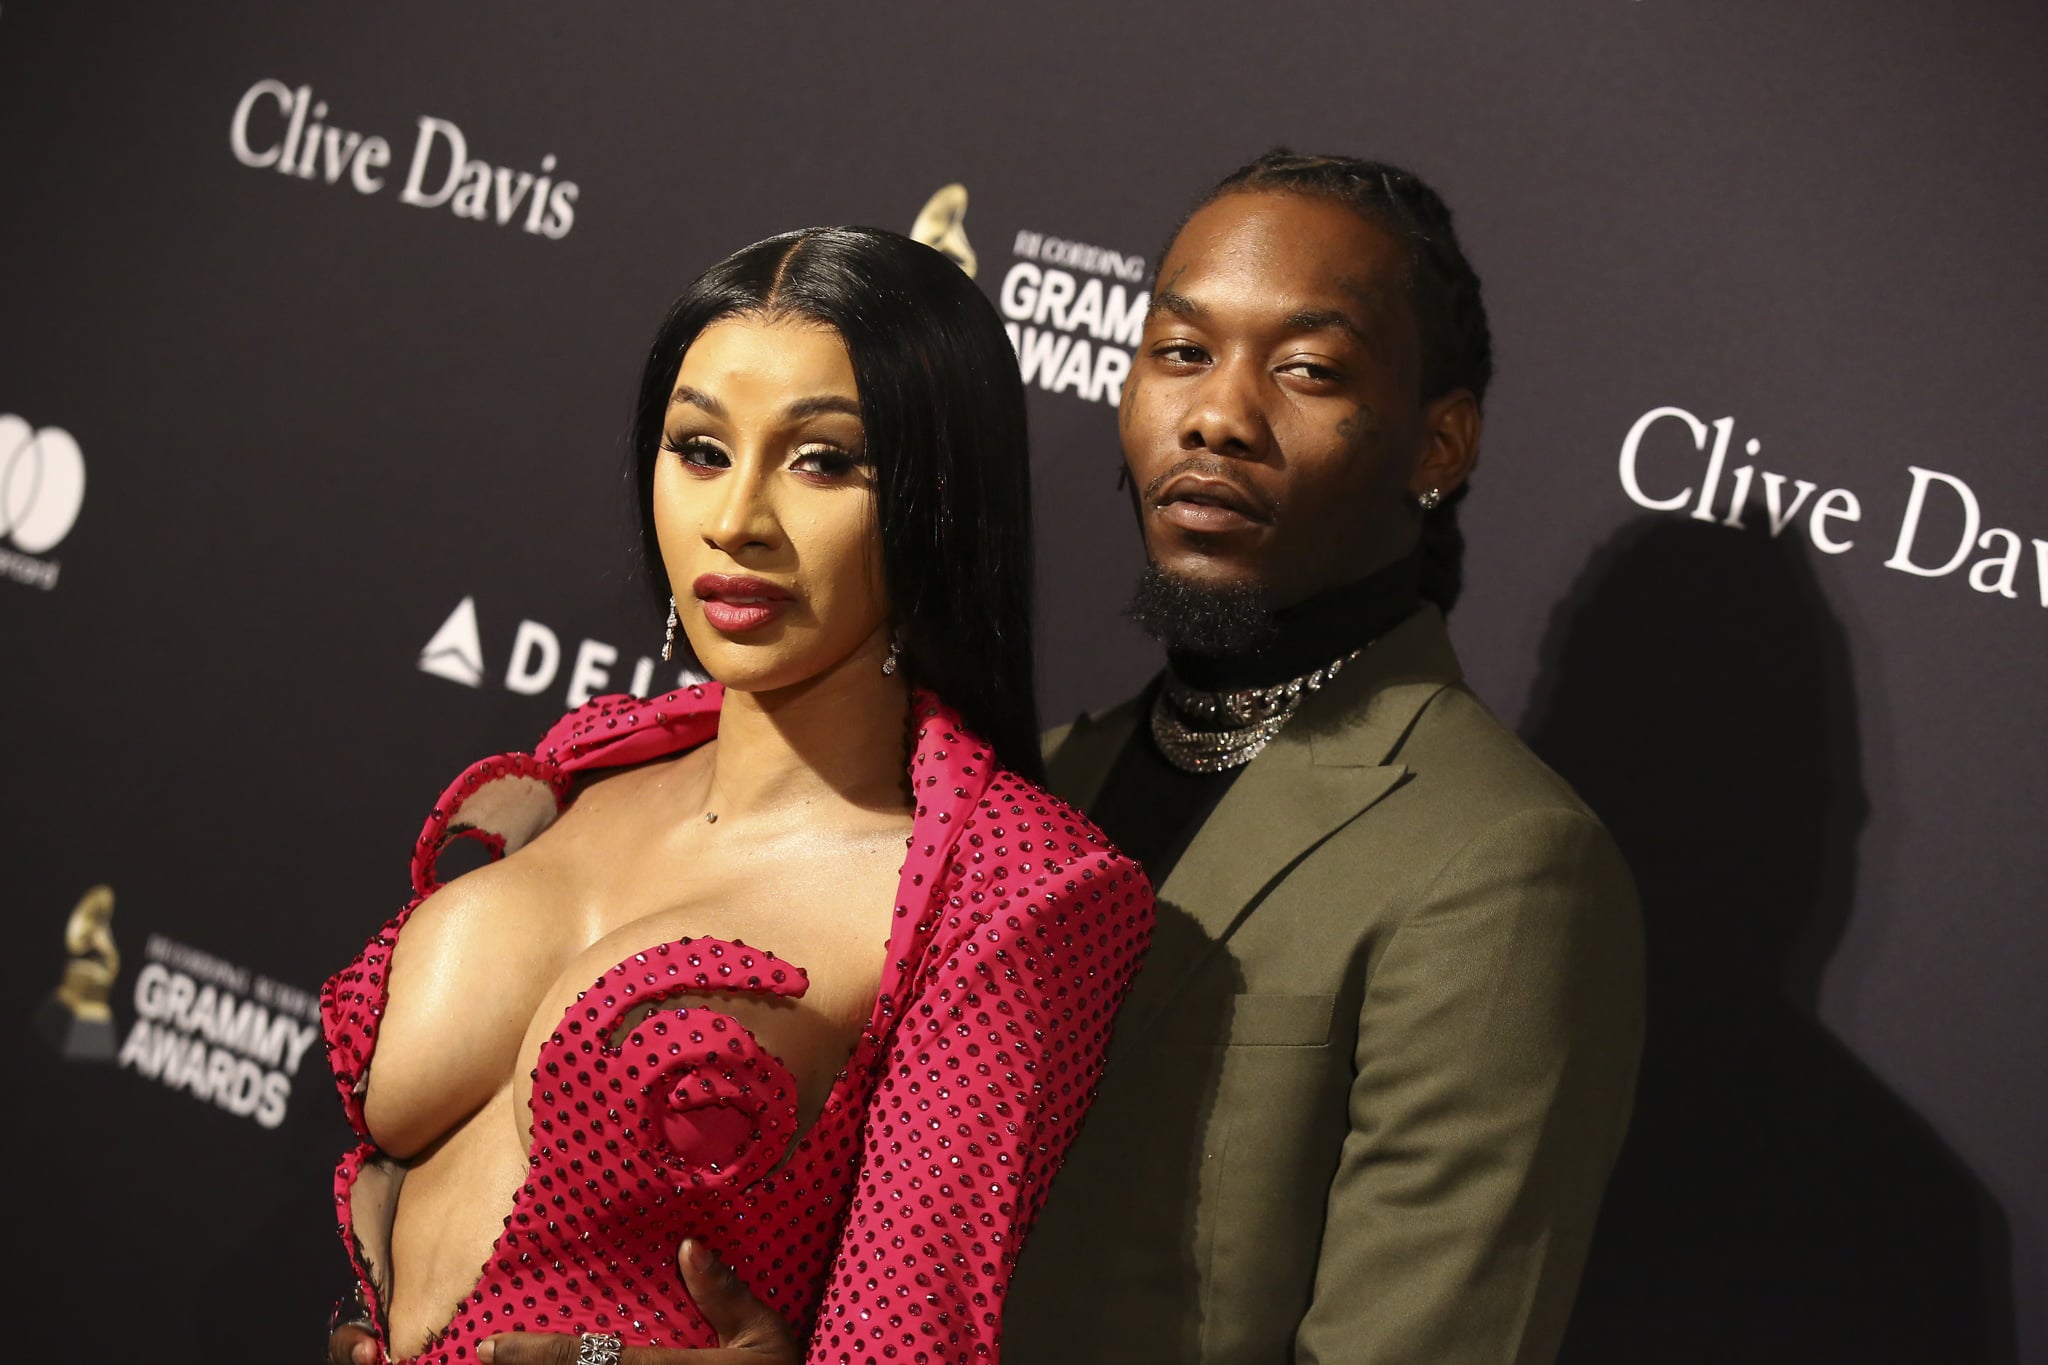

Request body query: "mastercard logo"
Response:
[0, 414, 86, 555]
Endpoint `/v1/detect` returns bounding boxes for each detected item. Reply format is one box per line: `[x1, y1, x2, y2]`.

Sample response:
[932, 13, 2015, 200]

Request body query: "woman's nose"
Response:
[704, 465, 782, 556]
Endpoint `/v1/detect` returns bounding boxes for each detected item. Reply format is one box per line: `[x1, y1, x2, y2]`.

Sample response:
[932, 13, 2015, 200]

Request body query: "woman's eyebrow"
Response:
[667, 388, 859, 421]
[782, 394, 862, 421]
[668, 385, 724, 416]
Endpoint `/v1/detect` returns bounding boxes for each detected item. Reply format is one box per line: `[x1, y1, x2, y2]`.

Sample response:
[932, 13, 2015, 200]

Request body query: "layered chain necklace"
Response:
[1150, 643, 1369, 774]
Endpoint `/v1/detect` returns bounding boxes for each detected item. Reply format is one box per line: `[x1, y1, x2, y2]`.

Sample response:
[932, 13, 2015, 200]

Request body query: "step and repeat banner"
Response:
[5, 3, 2043, 1361]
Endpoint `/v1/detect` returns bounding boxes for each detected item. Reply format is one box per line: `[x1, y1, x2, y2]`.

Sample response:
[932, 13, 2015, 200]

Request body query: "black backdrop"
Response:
[5, 3, 2043, 1361]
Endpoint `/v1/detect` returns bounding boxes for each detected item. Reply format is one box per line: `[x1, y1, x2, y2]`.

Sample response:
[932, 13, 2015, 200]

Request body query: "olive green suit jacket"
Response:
[1005, 607, 1644, 1364]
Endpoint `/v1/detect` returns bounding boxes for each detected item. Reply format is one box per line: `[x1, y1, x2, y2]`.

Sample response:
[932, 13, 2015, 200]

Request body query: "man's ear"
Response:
[1408, 389, 1481, 497]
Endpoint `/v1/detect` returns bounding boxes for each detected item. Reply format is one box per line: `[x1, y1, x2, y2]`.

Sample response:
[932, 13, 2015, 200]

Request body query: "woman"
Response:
[322, 226, 1154, 1365]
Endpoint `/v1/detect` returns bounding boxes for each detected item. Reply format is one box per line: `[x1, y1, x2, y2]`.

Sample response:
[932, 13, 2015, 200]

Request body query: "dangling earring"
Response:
[1417, 487, 1443, 512]
[881, 638, 902, 676]
[661, 597, 678, 661]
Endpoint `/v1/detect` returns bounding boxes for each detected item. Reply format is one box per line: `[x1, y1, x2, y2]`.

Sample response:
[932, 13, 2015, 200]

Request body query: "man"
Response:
[1000, 150, 1643, 1364]
[334, 150, 1641, 1365]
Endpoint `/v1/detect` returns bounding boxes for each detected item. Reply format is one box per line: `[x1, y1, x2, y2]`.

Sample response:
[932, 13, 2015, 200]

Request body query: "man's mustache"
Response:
[1140, 455, 1280, 522]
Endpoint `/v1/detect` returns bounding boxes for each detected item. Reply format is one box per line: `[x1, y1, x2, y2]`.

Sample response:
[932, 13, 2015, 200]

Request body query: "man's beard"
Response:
[1124, 563, 1278, 657]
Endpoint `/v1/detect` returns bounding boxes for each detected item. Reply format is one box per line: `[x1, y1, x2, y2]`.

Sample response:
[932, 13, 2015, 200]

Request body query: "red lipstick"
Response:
[692, 574, 793, 633]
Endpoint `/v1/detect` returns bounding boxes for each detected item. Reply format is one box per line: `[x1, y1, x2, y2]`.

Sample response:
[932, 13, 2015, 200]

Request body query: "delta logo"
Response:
[418, 595, 702, 707]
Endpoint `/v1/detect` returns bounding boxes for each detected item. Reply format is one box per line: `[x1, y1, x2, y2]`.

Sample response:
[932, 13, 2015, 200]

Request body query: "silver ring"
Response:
[576, 1331, 623, 1365]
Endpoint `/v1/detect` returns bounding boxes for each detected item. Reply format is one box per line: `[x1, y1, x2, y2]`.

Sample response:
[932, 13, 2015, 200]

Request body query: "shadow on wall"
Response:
[1522, 517, 2017, 1365]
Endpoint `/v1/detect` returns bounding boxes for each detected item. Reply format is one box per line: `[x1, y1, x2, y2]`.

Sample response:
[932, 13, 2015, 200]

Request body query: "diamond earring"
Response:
[661, 597, 678, 662]
[1417, 487, 1443, 512]
[882, 639, 902, 676]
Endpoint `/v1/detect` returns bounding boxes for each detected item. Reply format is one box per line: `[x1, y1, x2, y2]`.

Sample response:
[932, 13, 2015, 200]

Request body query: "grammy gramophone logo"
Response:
[38, 885, 120, 1062]
[910, 183, 976, 278]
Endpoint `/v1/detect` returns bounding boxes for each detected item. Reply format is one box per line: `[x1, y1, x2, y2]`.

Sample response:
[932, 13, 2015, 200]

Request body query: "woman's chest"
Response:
[501, 823, 911, 1133]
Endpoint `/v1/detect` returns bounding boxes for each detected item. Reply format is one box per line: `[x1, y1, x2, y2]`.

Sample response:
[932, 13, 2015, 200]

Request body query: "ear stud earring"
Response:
[1417, 487, 1443, 511]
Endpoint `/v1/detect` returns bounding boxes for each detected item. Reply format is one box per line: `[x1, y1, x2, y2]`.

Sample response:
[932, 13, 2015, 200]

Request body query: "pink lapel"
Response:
[863, 694, 995, 1040]
[539, 682, 725, 772]
[412, 684, 992, 980]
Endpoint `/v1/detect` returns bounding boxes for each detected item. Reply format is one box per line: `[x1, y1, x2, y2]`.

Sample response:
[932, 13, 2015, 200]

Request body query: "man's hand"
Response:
[478, 1239, 799, 1363]
[328, 1321, 376, 1365]
[324, 1241, 800, 1365]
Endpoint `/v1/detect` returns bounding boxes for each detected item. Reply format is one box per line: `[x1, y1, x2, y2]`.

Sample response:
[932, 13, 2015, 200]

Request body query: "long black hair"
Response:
[629, 226, 1043, 781]
[1188, 150, 1493, 614]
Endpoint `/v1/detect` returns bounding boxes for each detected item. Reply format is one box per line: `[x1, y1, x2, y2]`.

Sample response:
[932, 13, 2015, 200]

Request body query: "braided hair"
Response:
[1181, 149, 1493, 613]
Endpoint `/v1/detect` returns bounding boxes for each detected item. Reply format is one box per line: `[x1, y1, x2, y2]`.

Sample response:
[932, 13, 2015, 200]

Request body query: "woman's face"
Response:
[653, 315, 890, 693]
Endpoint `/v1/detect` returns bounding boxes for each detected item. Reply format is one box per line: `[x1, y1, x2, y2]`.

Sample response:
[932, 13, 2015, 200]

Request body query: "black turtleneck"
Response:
[1088, 554, 1423, 886]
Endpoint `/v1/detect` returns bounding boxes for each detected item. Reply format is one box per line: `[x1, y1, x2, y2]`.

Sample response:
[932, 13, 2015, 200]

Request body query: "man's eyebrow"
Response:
[1146, 292, 1379, 351]
[783, 394, 862, 421]
[1282, 307, 1373, 345]
[668, 385, 724, 417]
[1148, 290, 1208, 323]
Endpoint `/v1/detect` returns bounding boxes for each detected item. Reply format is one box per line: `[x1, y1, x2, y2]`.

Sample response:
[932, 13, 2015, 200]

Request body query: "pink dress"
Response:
[322, 685, 1153, 1364]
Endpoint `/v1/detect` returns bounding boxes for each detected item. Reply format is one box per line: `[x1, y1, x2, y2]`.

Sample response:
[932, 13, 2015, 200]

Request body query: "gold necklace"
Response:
[1149, 644, 1368, 774]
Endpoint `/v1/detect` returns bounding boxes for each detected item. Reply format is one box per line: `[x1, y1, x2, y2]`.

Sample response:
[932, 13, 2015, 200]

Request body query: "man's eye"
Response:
[663, 437, 729, 469]
[1154, 343, 1208, 366]
[1280, 360, 1343, 383]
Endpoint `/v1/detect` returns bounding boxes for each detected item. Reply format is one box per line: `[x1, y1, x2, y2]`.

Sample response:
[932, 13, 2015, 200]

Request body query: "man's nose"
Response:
[1179, 359, 1267, 457]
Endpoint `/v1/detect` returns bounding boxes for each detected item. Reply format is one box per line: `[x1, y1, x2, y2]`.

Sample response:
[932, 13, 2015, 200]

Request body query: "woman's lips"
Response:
[701, 599, 786, 631]
[693, 574, 792, 633]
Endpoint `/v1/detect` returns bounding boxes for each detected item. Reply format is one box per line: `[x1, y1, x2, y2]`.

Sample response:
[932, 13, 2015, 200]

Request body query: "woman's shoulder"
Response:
[889, 748, 1153, 1087]
[945, 760, 1155, 944]
[908, 691, 1145, 877]
[973, 764, 1136, 868]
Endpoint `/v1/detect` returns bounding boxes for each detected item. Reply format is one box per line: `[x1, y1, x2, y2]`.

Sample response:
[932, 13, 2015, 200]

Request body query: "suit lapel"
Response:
[1116, 607, 1467, 1045]
[1044, 697, 1143, 810]
[1154, 736, 1407, 947]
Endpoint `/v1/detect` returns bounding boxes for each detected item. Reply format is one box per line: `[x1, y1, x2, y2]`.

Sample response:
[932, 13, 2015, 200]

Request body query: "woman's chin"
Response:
[693, 646, 895, 702]
[694, 663, 787, 695]
[684, 634, 795, 688]
[690, 650, 822, 698]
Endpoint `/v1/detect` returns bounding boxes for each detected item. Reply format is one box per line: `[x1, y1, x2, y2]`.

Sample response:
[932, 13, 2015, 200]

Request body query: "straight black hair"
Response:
[1188, 149, 1493, 614]
[629, 226, 1043, 782]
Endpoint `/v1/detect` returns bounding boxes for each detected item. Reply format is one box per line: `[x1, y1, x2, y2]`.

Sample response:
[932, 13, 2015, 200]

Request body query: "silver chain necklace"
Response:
[1149, 644, 1369, 774]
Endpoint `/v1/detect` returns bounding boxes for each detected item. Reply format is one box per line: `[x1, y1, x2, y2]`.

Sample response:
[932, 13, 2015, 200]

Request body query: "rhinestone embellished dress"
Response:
[322, 685, 1153, 1364]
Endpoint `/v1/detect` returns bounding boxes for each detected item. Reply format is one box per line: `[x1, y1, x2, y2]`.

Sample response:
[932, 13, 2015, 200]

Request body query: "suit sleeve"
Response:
[1294, 806, 1645, 1365]
[805, 849, 1154, 1364]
